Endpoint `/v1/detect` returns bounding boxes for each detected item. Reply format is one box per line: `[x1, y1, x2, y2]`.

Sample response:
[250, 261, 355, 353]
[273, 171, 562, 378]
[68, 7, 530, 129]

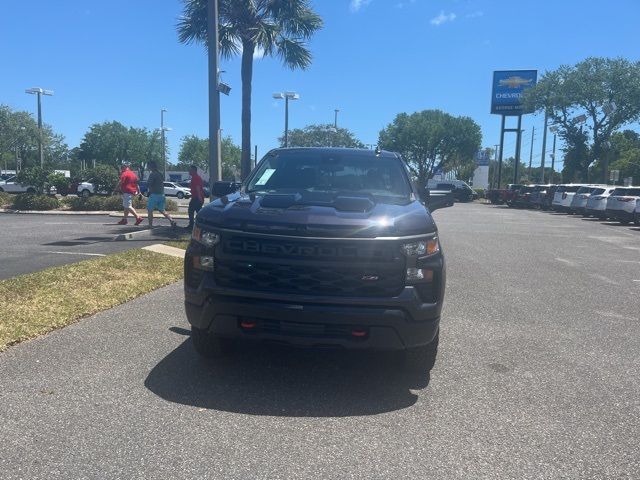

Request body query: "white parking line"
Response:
[43, 251, 106, 257]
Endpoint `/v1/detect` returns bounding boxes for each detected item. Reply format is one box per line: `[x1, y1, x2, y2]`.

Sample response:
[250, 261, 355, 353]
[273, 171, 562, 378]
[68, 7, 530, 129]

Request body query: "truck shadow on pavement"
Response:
[144, 338, 428, 417]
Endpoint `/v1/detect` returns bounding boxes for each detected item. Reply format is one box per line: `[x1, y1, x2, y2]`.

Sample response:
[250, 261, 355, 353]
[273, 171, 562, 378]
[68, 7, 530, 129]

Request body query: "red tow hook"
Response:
[240, 320, 257, 329]
[351, 328, 367, 338]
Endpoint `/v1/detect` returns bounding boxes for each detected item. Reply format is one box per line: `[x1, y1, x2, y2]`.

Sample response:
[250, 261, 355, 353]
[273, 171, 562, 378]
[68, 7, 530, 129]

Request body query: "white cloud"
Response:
[466, 11, 484, 19]
[350, 0, 372, 13]
[430, 11, 457, 26]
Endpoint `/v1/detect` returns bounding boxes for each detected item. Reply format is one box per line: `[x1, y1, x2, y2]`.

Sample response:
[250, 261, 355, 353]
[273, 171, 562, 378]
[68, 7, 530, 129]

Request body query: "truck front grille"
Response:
[214, 235, 405, 297]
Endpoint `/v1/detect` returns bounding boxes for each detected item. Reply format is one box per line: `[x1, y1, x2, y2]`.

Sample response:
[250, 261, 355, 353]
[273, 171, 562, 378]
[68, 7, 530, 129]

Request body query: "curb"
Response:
[0, 209, 113, 215]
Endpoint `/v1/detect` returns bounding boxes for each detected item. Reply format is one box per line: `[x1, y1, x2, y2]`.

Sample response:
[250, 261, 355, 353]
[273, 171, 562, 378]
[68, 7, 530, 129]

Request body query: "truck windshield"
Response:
[247, 151, 412, 201]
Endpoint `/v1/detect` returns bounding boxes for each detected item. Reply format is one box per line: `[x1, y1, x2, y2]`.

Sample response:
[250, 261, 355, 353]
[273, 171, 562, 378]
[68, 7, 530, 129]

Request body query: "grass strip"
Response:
[0, 249, 184, 351]
[163, 240, 190, 250]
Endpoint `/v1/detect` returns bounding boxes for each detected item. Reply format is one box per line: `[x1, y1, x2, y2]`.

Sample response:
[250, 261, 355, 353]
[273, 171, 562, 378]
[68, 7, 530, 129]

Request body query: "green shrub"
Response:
[165, 199, 178, 212]
[0, 192, 12, 207]
[48, 173, 71, 196]
[65, 194, 149, 211]
[12, 193, 60, 211]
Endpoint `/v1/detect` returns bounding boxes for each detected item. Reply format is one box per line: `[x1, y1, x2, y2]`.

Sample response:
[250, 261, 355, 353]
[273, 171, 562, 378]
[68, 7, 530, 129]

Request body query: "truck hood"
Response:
[197, 191, 437, 238]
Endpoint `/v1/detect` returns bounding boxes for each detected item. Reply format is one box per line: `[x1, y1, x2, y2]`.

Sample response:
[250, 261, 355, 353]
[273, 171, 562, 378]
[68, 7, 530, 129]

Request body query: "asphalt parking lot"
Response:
[1, 203, 639, 479]
[0, 214, 189, 279]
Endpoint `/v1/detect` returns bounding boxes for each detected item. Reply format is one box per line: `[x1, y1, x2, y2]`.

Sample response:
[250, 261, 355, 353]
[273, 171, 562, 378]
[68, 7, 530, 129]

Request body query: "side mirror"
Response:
[423, 188, 454, 212]
[211, 180, 242, 197]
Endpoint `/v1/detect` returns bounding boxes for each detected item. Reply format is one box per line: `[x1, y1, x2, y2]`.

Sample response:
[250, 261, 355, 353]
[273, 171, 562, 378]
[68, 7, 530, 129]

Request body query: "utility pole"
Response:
[161, 108, 167, 179]
[550, 133, 557, 183]
[25, 87, 53, 167]
[540, 110, 548, 183]
[208, 0, 222, 194]
[527, 126, 535, 180]
[254, 145, 258, 169]
[334, 109, 339, 129]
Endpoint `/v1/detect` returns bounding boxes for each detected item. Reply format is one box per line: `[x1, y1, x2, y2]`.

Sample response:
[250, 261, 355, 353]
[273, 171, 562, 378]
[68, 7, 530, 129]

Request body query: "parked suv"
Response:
[605, 187, 640, 224]
[552, 184, 587, 212]
[584, 187, 617, 219]
[569, 185, 608, 215]
[184, 148, 450, 373]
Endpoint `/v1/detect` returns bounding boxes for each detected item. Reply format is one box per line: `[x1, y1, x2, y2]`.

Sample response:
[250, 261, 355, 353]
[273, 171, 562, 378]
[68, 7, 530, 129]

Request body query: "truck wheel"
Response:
[191, 326, 234, 358]
[26, 188, 36, 194]
[81, 189, 91, 198]
[403, 330, 439, 373]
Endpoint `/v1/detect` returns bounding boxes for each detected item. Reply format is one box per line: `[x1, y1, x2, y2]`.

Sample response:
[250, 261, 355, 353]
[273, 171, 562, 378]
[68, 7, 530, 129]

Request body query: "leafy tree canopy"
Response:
[0, 104, 67, 171]
[378, 110, 482, 187]
[175, 135, 241, 180]
[279, 124, 365, 149]
[78, 121, 164, 172]
[523, 57, 640, 182]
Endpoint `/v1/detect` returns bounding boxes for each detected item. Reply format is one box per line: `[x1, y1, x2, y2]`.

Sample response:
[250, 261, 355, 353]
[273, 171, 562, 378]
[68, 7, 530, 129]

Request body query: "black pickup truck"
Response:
[184, 148, 451, 373]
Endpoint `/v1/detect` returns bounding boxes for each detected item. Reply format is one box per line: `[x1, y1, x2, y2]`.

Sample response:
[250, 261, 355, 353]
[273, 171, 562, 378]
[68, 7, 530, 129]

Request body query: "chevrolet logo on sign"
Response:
[498, 76, 533, 89]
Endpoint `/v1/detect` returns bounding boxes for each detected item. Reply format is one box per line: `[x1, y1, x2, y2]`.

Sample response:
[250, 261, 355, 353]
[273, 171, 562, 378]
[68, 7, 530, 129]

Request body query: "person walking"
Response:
[146, 161, 176, 228]
[186, 165, 205, 230]
[117, 163, 143, 226]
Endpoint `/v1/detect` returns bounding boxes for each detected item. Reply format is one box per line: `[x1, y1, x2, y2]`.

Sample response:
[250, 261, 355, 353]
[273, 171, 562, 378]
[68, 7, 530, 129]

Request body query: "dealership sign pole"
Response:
[491, 70, 537, 187]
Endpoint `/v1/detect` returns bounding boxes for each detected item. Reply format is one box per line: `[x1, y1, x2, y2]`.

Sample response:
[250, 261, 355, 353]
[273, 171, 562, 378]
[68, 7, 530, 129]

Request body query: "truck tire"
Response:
[191, 326, 234, 358]
[403, 329, 439, 373]
[26, 188, 36, 194]
[81, 189, 91, 198]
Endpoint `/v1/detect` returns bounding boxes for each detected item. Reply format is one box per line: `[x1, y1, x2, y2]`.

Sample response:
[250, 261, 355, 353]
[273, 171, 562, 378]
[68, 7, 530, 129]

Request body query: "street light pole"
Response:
[25, 87, 53, 167]
[273, 92, 299, 147]
[208, 0, 222, 193]
[334, 109, 339, 129]
[540, 110, 549, 183]
[527, 126, 535, 180]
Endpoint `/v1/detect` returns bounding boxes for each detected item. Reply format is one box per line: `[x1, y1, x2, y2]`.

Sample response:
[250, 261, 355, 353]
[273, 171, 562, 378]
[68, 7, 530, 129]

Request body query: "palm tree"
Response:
[177, 0, 323, 179]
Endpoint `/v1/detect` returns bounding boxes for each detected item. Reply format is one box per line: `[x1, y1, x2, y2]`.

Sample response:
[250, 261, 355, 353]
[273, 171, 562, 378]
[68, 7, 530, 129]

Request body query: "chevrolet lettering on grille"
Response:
[226, 239, 361, 259]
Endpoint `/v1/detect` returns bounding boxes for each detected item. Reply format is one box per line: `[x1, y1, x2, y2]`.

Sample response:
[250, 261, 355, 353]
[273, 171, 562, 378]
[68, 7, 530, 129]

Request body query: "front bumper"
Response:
[184, 250, 444, 351]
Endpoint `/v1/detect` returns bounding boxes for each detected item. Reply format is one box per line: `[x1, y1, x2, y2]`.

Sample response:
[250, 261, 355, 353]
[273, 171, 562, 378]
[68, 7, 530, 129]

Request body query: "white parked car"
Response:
[569, 185, 608, 215]
[163, 182, 191, 199]
[77, 180, 110, 197]
[552, 184, 588, 212]
[605, 186, 640, 224]
[584, 187, 617, 219]
[0, 176, 37, 194]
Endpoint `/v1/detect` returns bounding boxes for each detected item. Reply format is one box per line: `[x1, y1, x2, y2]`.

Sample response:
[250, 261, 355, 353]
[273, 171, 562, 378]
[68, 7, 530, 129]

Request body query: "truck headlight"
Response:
[192, 226, 220, 247]
[401, 237, 439, 257]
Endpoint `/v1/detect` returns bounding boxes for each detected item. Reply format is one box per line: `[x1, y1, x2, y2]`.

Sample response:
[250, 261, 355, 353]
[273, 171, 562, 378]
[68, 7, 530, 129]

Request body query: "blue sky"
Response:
[1, 0, 639, 170]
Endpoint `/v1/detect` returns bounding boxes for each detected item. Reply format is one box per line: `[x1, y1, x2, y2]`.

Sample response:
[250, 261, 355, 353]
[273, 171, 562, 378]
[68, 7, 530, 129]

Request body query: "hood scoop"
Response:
[259, 193, 301, 209]
[333, 196, 375, 212]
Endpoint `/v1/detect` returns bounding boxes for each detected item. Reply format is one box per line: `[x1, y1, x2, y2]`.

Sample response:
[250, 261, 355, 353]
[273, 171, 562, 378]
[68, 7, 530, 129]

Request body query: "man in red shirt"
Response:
[186, 165, 205, 230]
[117, 164, 143, 225]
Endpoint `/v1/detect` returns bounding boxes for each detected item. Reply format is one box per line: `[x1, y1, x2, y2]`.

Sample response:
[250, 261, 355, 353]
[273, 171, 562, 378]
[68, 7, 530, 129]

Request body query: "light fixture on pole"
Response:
[25, 87, 53, 167]
[273, 91, 299, 147]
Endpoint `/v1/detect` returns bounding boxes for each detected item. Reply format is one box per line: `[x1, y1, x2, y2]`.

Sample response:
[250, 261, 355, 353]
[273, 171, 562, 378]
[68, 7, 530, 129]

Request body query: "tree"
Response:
[604, 130, 640, 183]
[78, 121, 164, 173]
[177, 0, 323, 179]
[524, 57, 640, 182]
[378, 110, 482, 188]
[176, 134, 241, 180]
[86, 164, 120, 194]
[15, 166, 51, 194]
[0, 104, 67, 171]
[279, 124, 365, 148]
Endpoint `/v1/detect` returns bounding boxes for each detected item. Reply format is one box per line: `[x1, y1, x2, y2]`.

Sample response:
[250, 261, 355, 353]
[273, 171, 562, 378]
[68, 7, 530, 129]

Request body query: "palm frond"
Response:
[275, 37, 312, 70]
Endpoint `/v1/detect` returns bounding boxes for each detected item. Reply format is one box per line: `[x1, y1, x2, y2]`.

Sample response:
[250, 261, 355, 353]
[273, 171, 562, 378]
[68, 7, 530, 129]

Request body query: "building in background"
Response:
[472, 150, 490, 189]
